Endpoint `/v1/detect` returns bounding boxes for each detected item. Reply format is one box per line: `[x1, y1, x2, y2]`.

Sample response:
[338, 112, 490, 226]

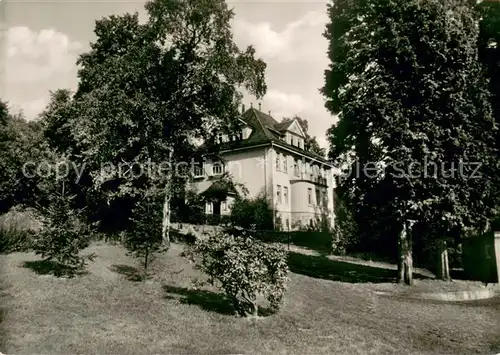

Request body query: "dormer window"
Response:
[242, 126, 252, 139]
[194, 164, 204, 177]
[212, 162, 224, 175]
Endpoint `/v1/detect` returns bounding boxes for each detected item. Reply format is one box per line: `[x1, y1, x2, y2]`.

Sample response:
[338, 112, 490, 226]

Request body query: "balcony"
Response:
[291, 172, 328, 186]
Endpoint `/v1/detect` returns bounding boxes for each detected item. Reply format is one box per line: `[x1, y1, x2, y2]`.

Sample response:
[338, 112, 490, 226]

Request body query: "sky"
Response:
[0, 0, 337, 149]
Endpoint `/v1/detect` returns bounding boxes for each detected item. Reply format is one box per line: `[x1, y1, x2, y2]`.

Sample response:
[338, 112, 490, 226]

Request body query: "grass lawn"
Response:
[0, 242, 499, 355]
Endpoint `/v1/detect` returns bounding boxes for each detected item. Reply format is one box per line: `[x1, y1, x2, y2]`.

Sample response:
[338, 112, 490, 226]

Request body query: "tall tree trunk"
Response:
[162, 149, 173, 248]
[397, 220, 414, 285]
[436, 239, 450, 281]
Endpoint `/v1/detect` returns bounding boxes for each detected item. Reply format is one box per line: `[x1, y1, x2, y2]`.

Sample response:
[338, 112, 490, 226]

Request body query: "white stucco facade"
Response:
[190, 107, 335, 230]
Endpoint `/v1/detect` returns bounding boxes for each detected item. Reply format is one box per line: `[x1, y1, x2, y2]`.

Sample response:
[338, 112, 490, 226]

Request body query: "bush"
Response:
[171, 187, 205, 224]
[205, 214, 231, 226]
[331, 195, 358, 255]
[0, 228, 32, 253]
[184, 230, 289, 317]
[492, 212, 500, 231]
[0, 206, 43, 253]
[32, 192, 93, 277]
[230, 195, 275, 230]
[124, 192, 164, 280]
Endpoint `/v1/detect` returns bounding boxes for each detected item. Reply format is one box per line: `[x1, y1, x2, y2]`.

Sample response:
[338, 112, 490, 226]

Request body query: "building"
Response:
[190, 104, 335, 231]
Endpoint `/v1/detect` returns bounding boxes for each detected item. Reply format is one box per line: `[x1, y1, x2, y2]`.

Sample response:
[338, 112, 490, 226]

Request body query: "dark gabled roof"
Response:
[232, 108, 329, 162]
[242, 107, 279, 141]
[275, 120, 293, 131]
[201, 107, 329, 163]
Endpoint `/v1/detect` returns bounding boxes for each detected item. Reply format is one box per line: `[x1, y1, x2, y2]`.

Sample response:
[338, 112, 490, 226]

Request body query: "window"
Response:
[206, 201, 212, 213]
[291, 137, 295, 146]
[283, 186, 288, 204]
[212, 162, 223, 175]
[276, 153, 280, 171]
[294, 160, 299, 176]
[283, 155, 288, 173]
[308, 188, 312, 206]
[194, 164, 204, 177]
[277, 185, 282, 203]
[316, 188, 320, 205]
[222, 201, 227, 211]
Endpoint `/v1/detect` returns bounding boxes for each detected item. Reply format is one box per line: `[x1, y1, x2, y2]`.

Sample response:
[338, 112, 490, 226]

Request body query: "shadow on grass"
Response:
[109, 264, 145, 282]
[163, 285, 236, 315]
[162, 285, 275, 317]
[288, 252, 431, 283]
[23, 260, 88, 277]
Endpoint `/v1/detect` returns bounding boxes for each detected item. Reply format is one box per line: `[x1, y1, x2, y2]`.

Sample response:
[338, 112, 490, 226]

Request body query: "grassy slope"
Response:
[0, 242, 499, 355]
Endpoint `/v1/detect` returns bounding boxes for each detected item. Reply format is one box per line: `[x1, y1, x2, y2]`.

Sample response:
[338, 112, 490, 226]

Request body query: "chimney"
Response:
[250, 102, 253, 108]
[242, 104, 246, 113]
[268, 110, 271, 115]
[258, 102, 262, 110]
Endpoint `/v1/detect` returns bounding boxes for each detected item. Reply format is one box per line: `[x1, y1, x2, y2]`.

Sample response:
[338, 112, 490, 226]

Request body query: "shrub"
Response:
[492, 212, 500, 231]
[184, 230, 289, 317]
[331, 194, 358, 255]
[171, 187, 205, 224]
[124, 192, 164, 280]
[0, 206, 43, 253]
[230, 195, 275, 230]
[32, 192, 93, 277]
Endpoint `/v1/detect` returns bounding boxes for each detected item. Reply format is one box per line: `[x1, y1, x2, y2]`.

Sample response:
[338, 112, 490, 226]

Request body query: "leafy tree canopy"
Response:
[72, 0, 267, 204]
[322, 0, 500, 283]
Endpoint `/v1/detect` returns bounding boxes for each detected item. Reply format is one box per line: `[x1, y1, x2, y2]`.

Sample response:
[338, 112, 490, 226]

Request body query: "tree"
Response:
[0, 101, 50, 213]
[32, 173, 94, 277]
[124, 190, 164, 280]
[478, 0, 500, 227]
[280, 116, 326, 156]
[39, 89, 77, 154]
[322, 0, 499, 284]
[72, 0, 267, 248]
